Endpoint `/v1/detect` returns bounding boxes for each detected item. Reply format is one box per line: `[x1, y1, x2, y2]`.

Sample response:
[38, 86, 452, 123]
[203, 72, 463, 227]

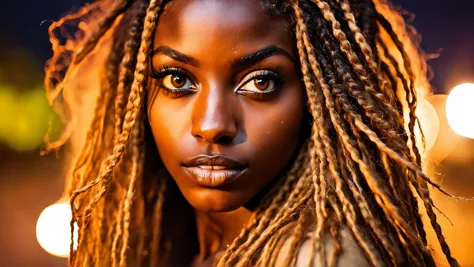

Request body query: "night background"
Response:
[0, 0, 473, 266]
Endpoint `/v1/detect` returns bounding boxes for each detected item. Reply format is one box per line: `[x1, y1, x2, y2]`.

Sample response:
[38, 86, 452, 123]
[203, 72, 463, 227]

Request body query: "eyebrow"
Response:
[152, 46, 200, 67]
[151, 45, 295, 68]
[229, 45, 296, 69]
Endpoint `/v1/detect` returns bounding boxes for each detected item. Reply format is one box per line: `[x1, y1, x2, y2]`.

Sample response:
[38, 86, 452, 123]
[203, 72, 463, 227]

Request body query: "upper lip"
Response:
[182, 155, 246, 169]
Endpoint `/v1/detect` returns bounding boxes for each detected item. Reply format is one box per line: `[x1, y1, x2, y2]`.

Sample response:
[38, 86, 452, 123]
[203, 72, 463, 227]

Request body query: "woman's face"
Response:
[148, 0, 305, 212]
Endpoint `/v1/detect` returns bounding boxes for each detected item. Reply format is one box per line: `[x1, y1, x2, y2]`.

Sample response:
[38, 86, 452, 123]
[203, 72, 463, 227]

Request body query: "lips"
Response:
[182, 155, 247, 187]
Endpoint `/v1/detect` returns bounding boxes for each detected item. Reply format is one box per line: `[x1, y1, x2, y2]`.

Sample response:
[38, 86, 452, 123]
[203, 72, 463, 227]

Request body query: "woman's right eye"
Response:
[150, 66, 197, 97]
[162, 73, 194, 90]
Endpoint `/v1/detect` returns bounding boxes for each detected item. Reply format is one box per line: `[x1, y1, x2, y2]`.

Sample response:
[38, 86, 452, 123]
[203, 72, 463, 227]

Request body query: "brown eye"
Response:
[162, 73, 194, 90]
[253, 77, 270, 91]
[240, 75, 276, 93]
[237, 70, 282, 98]
[171, 74, 186, 88]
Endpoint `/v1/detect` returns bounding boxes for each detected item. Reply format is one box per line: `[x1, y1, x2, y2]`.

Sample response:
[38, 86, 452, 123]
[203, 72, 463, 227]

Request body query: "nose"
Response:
[191, 85, 237, 144]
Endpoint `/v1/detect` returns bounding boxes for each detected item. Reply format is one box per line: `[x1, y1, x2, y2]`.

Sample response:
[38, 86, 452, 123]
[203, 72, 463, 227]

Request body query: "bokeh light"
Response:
[415, 97, 440, 152]
[36, 203, 77, 258]
[0, 85, 57, 151]
[425, 94, 461, 164]
[446, 83, 474, 139]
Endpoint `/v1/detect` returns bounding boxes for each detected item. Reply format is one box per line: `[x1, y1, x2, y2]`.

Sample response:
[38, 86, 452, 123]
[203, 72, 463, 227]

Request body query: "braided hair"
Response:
[44, 0, 459, 266]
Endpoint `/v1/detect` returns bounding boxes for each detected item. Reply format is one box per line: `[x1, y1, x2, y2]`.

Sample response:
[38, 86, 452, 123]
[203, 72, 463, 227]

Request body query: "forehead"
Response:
[153, 0, 295, 61]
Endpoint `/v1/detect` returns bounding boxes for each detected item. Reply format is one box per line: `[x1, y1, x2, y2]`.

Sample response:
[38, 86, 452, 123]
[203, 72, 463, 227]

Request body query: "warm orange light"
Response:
[36, 203, 77, 258]
[446, 83, 474, 139]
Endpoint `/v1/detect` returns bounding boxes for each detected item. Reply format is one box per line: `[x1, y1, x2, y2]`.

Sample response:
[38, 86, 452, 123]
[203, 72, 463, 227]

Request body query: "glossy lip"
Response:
[182, 155, 247, 187]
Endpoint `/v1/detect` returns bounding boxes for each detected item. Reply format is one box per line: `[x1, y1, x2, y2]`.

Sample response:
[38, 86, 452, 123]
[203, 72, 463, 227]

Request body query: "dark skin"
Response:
[147, 0, 305, 264]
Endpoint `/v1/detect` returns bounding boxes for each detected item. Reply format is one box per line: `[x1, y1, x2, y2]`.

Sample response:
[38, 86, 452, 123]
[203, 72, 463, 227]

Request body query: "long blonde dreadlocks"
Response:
[44, 0, 461, 266]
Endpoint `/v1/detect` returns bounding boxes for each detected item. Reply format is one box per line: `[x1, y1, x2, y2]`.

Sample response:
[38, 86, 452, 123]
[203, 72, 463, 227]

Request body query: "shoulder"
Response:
[276, 228, 372, 267]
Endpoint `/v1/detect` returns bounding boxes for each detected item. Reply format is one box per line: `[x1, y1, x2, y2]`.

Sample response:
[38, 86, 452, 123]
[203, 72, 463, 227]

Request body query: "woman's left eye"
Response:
[237, 70, 283, 96]
[240, 76, 276, 92]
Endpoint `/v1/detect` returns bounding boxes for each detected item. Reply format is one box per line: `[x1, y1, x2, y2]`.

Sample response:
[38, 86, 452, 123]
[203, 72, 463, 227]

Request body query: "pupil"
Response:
[172, 74, 185, 88]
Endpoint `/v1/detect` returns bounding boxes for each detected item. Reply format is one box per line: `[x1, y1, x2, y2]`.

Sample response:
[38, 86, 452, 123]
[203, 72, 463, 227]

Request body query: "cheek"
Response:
[147, 94, 193, 164]
[244, 85, 305, 168]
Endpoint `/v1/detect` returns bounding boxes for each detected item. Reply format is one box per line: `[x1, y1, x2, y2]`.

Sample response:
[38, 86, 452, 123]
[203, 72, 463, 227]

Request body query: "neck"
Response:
[194, 207, 252, 262]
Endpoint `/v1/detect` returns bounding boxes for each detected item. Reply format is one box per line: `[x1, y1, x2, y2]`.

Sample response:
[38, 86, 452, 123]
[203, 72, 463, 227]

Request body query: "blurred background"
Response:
[0, 0, 473, 266]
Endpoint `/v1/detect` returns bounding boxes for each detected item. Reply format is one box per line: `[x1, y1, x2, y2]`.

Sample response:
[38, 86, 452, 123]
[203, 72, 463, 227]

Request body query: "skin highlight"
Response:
[43, 0, 460, 266]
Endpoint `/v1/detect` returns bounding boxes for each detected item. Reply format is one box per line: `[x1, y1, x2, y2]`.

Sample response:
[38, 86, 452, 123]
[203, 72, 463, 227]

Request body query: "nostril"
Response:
[214, 134, 234, 144]
[192, 132, 204, 141]
[191, 126, 236, 144]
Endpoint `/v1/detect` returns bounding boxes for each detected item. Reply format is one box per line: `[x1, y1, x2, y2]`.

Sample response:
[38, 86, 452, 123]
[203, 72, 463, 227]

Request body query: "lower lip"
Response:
[183, 167, 246, 187]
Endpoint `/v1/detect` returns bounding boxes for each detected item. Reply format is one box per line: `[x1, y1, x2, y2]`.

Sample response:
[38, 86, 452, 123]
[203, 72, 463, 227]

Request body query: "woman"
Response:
[44, 0, 459, 266]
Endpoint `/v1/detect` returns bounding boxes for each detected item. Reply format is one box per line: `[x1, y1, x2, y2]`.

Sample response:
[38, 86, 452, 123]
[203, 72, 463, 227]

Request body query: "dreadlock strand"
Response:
[327, 218, 342, 267]
[74, 0, 134, 65]
[45, 1, 103, 110]
[74, 0, 164, 227]
[67, 4, 164, 266]
[236, 185, 314, 266]
[377, 32, 440, 265]
[336, 0, 378, 72]
[264, 224, 293, 267]
[295, 6, 396, 265]
[353, 118, 464, 199]
[232, 159, 314, 265]
[378, 58, 404, 117]
[295, 5, 349, 266]
[312, 0, 404, 127]
[296, 6, 433, 265]
[228, 164, 312, 264]
[98, 10, 140, 266]
[118, 116, 144, 267]
[340, 146, 400, 265]
[336, 0, 400, 117]
[111, 191, 127, 267]
[217, 142, 310, 266]
[376, 36, 411, 120]
[353, 116, 463, 265]
[293, 7, 336, 267]
[67, 63, 115, 267]
[114, 0, 148, 143]
[308, 2, 406, 157]
[149, 178, 167, 267]
[347, 121, 425, 265]
[282, 210, 310, 267]
[327, 66, 411, 264]
[375, 13, 423, 167]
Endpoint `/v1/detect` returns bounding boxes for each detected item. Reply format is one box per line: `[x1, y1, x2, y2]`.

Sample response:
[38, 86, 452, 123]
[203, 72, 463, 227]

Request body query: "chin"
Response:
[184, 187, 251, 212]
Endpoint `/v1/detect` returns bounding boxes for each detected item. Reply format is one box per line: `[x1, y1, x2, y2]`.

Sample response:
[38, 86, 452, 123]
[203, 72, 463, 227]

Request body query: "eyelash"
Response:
[150, 65, 186, 79]
[149, 66, 286, 98]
